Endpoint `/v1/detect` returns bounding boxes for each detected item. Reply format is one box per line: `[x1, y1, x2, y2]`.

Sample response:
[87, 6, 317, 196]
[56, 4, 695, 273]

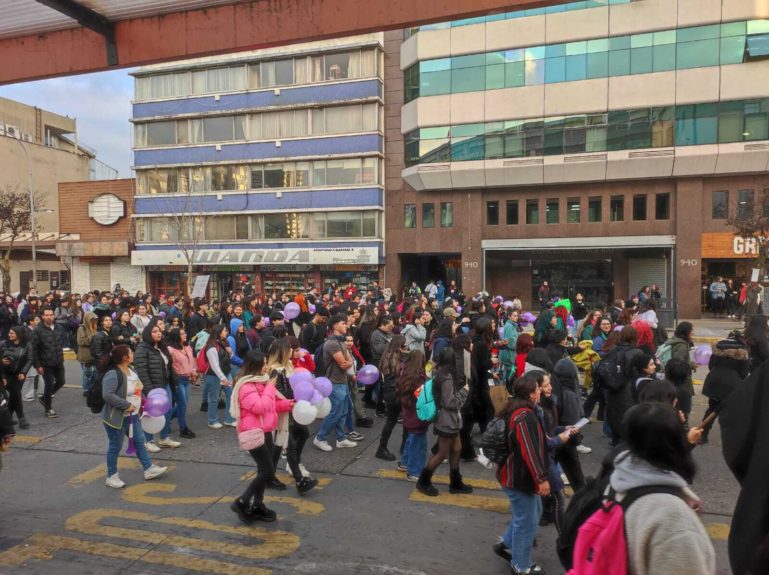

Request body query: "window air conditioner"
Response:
[5, 125, 20, 139]
[21, 133, 32, 143]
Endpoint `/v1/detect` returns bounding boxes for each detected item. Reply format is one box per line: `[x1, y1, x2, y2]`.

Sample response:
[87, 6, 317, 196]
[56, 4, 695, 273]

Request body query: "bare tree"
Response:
[0, 184, 41, 293]
[727, 188, 769, 275]
[164, 188, 205, 296]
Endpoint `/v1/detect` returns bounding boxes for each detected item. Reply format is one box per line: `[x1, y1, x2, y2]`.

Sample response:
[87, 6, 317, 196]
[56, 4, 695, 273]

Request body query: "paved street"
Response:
[0, 360, 737, 575]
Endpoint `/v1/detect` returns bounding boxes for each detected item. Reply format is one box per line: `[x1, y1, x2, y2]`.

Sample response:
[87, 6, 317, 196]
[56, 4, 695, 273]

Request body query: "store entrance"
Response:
[399, 253, 462, 294]
[532, 260, 613, 309]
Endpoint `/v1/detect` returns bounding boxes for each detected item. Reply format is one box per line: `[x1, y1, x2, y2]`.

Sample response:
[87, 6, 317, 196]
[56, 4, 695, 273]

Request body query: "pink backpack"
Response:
[568, 486, 681, 575]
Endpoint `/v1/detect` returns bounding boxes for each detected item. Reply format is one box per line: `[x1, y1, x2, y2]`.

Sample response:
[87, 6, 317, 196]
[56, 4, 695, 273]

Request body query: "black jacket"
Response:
[133, 340, 175, 393]
[186, 312, 207, 340]
[702, 342, 749, 401]
[111, 322, 137, 348]
[30, 323, 64, 368]
[0, 340, 31, 379]
[604, 343, 642, 438]
[0, 304, 18, 330]
[90, 330, 113, 367]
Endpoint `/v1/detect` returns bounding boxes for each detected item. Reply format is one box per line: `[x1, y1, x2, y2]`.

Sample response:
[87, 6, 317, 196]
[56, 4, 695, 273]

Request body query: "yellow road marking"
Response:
[240, 470, 331, 489]
[376, 468, 500, 491]
[706, 523, 730, 540]
[410, 490, 508, 513]
[0, 532, 271, 575]
[68, 458, 175, 486]
[122, 483, 325, 515]
[12, 434, 43, 445]
[67, 508, 299, 559]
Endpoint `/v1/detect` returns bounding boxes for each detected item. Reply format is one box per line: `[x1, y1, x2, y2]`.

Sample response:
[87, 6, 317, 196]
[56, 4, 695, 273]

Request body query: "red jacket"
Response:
[291, 353, 315, 373]
[496, 407, 549, 494]
[515, 353, 527, 378]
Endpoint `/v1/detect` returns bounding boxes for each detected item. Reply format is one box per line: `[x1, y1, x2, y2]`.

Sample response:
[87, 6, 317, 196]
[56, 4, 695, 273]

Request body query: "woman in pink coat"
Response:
[229, 350, 293, 523]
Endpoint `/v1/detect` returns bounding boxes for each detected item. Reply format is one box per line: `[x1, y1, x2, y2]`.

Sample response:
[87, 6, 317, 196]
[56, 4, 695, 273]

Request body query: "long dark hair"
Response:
[208, 324, 228, 347]
[622, 403, 696, 483]
[398, 349, 426, 400]
[241, 349, 267, 377]
[167, 327, 187, 350]
[380, 335, 406, 377]
[473, 316, 494, 348]
[744, 316, 767, 345]
[500, 371, 541, 418]
[8, 325, 26, 346]
[98, 343, 132, 374]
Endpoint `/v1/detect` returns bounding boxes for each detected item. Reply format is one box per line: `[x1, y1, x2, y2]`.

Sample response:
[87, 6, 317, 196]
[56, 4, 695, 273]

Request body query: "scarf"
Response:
[229, 373, 270, 422]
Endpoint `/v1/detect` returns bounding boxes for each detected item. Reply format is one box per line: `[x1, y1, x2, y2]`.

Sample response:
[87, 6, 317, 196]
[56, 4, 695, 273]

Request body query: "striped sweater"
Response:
[496, 407, 549, 493]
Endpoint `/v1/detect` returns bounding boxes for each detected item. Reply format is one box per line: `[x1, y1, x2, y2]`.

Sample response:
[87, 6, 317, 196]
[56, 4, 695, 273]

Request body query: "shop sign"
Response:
[701, 233, 768, 259]
[132, 247, 379, 267]
[262, 265, 313, 272]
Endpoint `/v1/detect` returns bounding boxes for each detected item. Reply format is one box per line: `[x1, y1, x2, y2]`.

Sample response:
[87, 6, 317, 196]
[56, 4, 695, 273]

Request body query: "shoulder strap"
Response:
[617, 484, 684, 510]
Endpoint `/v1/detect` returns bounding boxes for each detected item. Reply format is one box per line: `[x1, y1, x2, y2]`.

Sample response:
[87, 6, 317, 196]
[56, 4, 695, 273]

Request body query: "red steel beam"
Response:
[1, 0, 567, 85]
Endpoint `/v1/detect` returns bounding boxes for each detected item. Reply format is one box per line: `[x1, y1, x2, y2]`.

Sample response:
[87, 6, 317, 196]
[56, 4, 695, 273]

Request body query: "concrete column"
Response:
[675, 178, 705, 319]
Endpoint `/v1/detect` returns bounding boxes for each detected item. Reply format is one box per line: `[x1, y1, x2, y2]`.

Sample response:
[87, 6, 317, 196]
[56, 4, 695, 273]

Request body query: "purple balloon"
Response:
[111, 312, 117, 320]
[503, 300, 514, 309]
[522, 312, 537, 323]
[613, 325, 624, 332]
[494, 295, 503, 303]
[292, 379, 315, 402]
[284, 302, 300, 320]
[498, 327, 505, 338]
[313, 376, 333, 398]
[144, 393, 170, 417]
[357, 364, 380, 386]
[289, 369, 314, 389]
[456, 306, 462, 314]
[159, 311, 167, 319]
[309, 303, 316, 314]
[693, 345, 712, 366]
[263, 317, 270, 327]
[147, 388, 166, 399]
[310, 389, 324, 406]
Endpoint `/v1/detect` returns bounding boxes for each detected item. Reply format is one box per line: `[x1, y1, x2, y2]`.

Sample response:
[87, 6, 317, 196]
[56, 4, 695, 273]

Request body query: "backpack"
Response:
[86, 368, 120, 414]
[193, 330, 210, 354]
[196, 346, 210, 374]
[313, 339, 328, 377]
[480, 415, 510, 464]
[655, 341, 673, 367]
[566, 485, 683, 574]
[593, 347, 627, 392]
[415, 378, 437, 422]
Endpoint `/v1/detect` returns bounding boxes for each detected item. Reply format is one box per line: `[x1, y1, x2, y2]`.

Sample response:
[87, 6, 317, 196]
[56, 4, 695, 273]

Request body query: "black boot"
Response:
[230, 498, 255, 525]
[296, 477, 318, 495]
[248, 502, 277, 522]
[375, 447, 396, 461]
[200, 402, 208, 412]
[416, 468, 438, 496]
[449, 468, 473, 494]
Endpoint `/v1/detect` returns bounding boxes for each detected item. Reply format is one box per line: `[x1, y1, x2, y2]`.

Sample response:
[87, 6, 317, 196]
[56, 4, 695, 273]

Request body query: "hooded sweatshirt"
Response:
[227, 318, 251, 367]
[610, 452, 715, 575]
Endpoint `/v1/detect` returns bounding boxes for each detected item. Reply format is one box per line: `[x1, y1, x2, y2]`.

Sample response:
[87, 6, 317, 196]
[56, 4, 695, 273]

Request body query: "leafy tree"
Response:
[727, 189, 769, 276]
[0, 185, 40, 293]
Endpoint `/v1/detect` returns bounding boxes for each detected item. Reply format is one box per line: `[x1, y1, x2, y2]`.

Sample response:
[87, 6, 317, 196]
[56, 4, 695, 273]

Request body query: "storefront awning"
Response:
[482, 235, 676, 251]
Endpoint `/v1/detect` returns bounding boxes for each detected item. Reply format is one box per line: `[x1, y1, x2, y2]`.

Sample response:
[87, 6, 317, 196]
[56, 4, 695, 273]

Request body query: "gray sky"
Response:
[0, 70, 134, 178]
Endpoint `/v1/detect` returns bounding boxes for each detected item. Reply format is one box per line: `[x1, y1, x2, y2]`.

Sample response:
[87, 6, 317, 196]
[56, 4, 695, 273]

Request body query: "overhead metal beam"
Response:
[1, 0, 568, 85]
[34, 0, 117, 66]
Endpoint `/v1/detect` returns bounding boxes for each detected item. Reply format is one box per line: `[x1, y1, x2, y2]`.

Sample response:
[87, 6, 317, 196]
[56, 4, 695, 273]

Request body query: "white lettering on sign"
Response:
[132, 247, 379, 267]
[463, 261, 479, 268]
[733, 236, 760, 256]
[680, 258, 699, 267]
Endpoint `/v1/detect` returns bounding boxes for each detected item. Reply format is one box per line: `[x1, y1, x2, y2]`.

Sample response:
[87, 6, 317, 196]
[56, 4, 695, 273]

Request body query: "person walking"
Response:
[203, 324, 236, 430]
[0, 326, 31, 429]
[229, 350, 294, 523]
[398, 347, 428, 481]
[76, 311, 98, 395]
[493, 372, 550, 575]
[667, 321, 697, 421]
[700, 338, 749, 443]
[101, 344, 167, 488]
[30, 308, 66, 418]
[376, 335, 407, 461]
[166, 327, 197, 439]
[499, 308, 520, 382]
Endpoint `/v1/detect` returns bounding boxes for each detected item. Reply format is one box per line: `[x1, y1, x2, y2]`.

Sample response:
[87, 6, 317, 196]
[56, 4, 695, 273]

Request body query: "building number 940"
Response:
[680, 258, 698, 267]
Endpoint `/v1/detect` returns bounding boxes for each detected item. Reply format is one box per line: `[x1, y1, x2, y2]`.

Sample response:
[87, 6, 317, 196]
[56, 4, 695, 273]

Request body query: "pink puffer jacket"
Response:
[238, 381, 292, 433]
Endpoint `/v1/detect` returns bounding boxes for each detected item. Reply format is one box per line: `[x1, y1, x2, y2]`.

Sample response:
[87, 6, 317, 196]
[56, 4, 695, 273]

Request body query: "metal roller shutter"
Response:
[629, 258, 667, 296]
[89, 263, 111, 292]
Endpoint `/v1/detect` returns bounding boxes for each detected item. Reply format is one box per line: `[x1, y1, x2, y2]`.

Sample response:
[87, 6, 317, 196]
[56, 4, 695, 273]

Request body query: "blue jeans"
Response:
[158, 385, 175, 439]
[502, 488, 542, 572]
[81, 363, 95, 392]
[205, 374, 234, 425]
[104, 415, 152, 477]
[168, 376, 189, 430]
[344, 392, 355, 433]
[316, 383, 349, 442]
[401, 431, 426, 477]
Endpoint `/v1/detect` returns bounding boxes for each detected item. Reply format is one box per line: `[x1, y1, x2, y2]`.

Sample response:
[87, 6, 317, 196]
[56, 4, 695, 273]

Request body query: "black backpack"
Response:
[480, 415, 510, 464]
[313, 338, 328, 377]
[86, 371, 106, 414]
[593, 347, 628, 392]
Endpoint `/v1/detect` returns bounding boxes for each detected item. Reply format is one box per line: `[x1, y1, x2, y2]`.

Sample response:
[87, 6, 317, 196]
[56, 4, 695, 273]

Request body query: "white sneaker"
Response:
[286, 461, 310, 477]
[208, 422, 223, 430]
[144, 465, 168, 480]
[23, 391, 35, 402]
[223, 421, 237, 428]
[157, 437, 181, 448]
[144, 441, 161, 453]
[336, 438, 358, 448]
[561, 472, 570, 486]
[313, 437, 332, 452]
[576, 444, 593, 454]
[105, 473, 125, 489]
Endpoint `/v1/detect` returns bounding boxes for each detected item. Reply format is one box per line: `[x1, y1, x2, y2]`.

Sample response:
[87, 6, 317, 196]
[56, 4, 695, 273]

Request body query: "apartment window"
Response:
[145, 121, 176, 146]
[655, 193, 671, 220]
[404, 204, 416, 228]
[610, 195, 624, 221]
[711, 191, 728, 219]
[526, 200, 539, 224]
[738, 189, 755, 219]
[487, 201, 499, 225]
[506, 200, 519, 225]
[441, 202, 453, 227]
[633, 194, 647, 220]
[422, 203, 435, 228]
[567, 198, 580, 223]
[546, 199, 559, 224]
[588, 196, 602, 222]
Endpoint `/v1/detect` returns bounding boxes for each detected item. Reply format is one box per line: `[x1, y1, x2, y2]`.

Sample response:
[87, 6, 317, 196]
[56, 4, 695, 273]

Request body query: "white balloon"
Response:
[316, 397, 332, 419]
[292, 400, 318, 426]
[140, 414, 165, 434]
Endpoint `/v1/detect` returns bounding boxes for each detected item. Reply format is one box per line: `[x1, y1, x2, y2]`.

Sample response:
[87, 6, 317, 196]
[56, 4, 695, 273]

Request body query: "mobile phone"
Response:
[574, 417, 590, 429]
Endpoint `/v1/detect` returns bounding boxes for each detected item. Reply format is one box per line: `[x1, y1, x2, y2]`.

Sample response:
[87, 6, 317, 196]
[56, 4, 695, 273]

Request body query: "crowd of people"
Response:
[1, 281, 768, 574]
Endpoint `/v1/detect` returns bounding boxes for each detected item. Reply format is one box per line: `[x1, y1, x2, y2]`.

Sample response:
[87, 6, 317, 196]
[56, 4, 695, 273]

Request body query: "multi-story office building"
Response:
[385, 0, 769, 318]
[130, 35, 384, 299]
[0, 97, 117, 293]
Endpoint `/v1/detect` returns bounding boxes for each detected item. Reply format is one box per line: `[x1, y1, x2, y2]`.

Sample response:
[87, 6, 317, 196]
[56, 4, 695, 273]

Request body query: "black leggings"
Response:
[6, 372, 24, 419]
[555, 442, 585, 492]
[286, 421, 309, 482]
[701, 397, 720, 440]
[583, 383, 604, 419]
[542, 490, 566, 534]
[378, 395, 401, 451]
[241, 433, 279, 505]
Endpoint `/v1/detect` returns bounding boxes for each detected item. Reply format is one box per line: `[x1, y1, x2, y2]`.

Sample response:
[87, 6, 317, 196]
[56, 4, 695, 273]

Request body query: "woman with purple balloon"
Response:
[268, 338, 319, 494]
[101, 344, 167, 488]
[665, 322, 698, 424]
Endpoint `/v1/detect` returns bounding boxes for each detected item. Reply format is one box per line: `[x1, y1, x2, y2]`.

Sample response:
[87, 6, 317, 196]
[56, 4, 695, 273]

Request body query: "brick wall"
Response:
[58, 179, 135, 241]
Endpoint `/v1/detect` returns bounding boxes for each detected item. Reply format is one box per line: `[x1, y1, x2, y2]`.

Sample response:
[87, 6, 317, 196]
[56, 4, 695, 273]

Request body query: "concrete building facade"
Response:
[385, 0, 769, 318]
[130, 35, 385, 299]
